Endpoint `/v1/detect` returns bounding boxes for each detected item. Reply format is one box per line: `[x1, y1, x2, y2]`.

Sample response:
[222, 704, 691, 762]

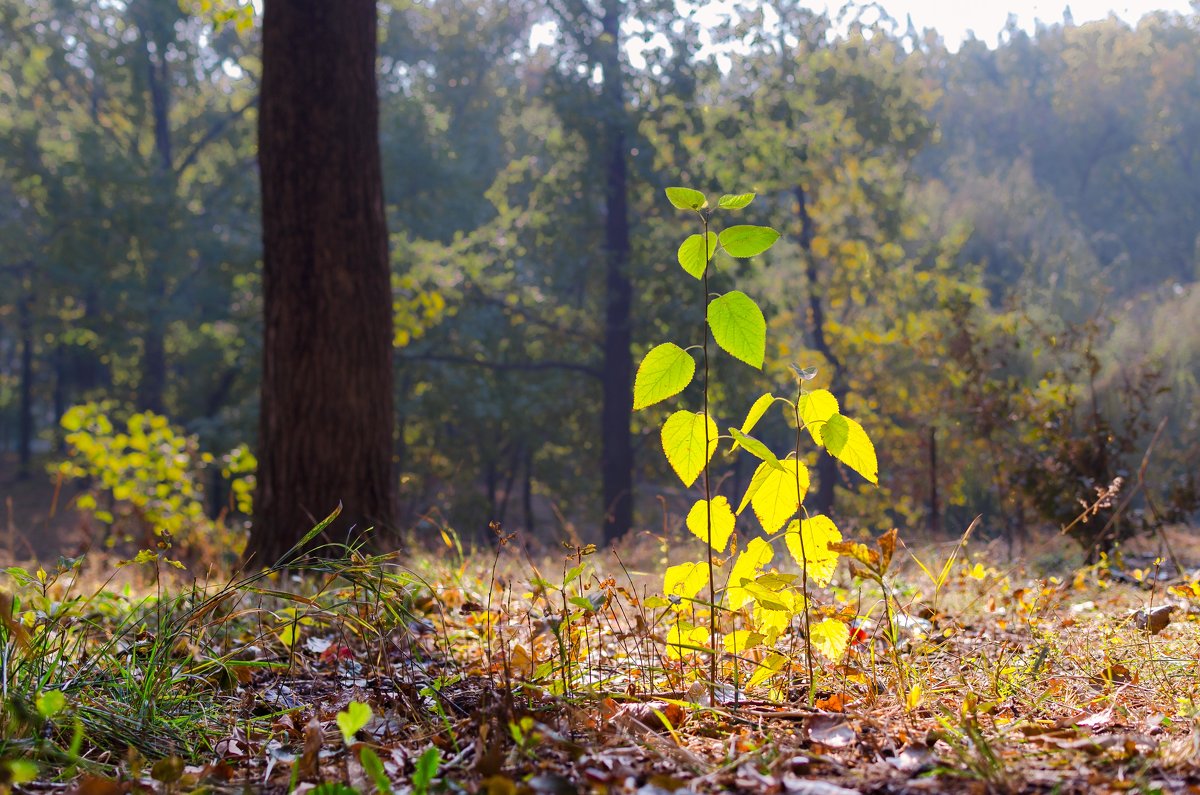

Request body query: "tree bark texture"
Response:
[247, 0, 395, 564]
[599, 0, 634, 543]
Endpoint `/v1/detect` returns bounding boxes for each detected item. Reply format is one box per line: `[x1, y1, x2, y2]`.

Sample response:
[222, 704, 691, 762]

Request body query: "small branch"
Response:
[175, 97, 257, 176]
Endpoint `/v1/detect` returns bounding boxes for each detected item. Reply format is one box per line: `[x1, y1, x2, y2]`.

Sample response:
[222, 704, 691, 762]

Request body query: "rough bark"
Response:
[599, 0, 634, 543]
[246, 0, 395, 565]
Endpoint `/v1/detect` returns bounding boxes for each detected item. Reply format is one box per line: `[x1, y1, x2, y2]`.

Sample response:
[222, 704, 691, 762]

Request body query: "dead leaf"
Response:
[784, 777, 861, 795]
[297, 715, 323, 781]
[611, 701, 686, 733]
[805, 715, 855, 748]
[1090, 664, 1133, 689]
[72, 776, 128, 795]
[887, 744, 935, 773]
[1133, 604, 1174, 634]
[814, 692, 850, 712]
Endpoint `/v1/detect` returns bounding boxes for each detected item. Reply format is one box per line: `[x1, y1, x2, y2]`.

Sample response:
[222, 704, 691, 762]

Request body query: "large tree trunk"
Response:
[599, 0, 634, 544]
[247, 0, 395, 564]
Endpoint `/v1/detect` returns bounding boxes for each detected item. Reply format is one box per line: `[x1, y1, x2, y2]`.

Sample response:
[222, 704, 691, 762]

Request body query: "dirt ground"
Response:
[0, 452, 90, 564]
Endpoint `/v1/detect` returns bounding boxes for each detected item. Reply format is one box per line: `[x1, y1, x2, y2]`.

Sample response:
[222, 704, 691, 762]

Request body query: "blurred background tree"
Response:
[2, 0, 1198, 560]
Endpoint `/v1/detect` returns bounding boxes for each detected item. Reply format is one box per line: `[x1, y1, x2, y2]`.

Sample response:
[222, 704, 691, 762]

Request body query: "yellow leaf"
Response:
[798, 389, 839, 445]
[723, 629, 761, 655]
[746, 651, 787, 690]
[663, 561, 709, 603]
[754, 590, 797, 642]
[745, 460, 809, 534]
[822, 413, 878, 484]
[685, 497, 736, 553]
[661, 411, 718, 487]
[810, 618, 850, 661]
[665, 624, 711, 660]
[906, 684, 924, 711]
[727, 537, 773, 610]
[785, 515, 843, 586]
[731, 393, 775, 452]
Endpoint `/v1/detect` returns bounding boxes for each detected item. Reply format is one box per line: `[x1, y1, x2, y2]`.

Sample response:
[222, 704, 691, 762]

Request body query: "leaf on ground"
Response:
[805, 715, 856, 749]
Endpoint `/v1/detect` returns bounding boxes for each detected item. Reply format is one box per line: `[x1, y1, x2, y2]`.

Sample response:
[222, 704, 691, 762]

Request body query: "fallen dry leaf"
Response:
[1133, 604, 1174, 634]
[805, 715, 855, 748]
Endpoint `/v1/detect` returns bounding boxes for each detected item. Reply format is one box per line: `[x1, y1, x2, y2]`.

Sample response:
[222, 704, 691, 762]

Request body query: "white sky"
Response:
[854, 0, 1195, 48]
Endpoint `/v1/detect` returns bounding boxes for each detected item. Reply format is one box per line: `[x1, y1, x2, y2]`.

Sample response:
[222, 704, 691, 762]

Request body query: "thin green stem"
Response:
[793, 395, 815, 707]
[701, 212, 717, 702]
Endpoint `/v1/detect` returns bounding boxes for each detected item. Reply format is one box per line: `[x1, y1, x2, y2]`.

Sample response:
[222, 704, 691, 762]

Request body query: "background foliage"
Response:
[2, 0, 1198, 553]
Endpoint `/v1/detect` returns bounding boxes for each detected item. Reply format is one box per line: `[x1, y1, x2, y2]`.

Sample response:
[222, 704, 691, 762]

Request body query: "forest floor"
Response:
[3, 523, 1200, 794]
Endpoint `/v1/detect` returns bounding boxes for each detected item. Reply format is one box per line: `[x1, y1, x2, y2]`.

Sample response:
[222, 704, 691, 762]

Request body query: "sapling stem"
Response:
[700, 210, 717, 703]
[793, 396, 816, 707]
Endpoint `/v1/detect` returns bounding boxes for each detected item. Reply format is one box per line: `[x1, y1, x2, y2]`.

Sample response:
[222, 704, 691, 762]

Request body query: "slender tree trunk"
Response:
[138, 16, 173, 414]
[928, 426, 941, 535]
[17, 286, 33, 480]
[247, 0, 395, 564]
[795, 184, 844, 516]
[523, 446, 535, 536]
[599, 0, 634, 543]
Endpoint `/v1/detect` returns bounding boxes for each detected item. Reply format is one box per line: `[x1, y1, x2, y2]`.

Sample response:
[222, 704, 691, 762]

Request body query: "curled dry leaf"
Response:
[1133, 604, 1174, 634]
[805, 715, 855, 749]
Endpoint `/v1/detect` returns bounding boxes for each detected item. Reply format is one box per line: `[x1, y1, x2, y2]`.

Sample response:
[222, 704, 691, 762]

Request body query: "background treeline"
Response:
[1, 0, 1198, 555]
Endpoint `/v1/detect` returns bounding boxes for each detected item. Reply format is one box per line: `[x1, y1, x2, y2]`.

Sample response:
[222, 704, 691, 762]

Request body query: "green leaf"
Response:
[823, 414, 879, 484]
[633, 343, 695, 410]
[358, 747, 391, 795]
[36, 690, 66, 719]
[708, 291, 766, 369]
[685, 496, 736, 552]
[677, 232, 718, 279]
[718, 192, 755, 210]
[336, 701, 372, 744]
[665, 187, 707, 211]
[5, 760, 38, 785]
[728, 428, 785, 471]
[661, 410, 718, 487]
[412, 746, 442, 795]
[718, 225, 780, 258]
